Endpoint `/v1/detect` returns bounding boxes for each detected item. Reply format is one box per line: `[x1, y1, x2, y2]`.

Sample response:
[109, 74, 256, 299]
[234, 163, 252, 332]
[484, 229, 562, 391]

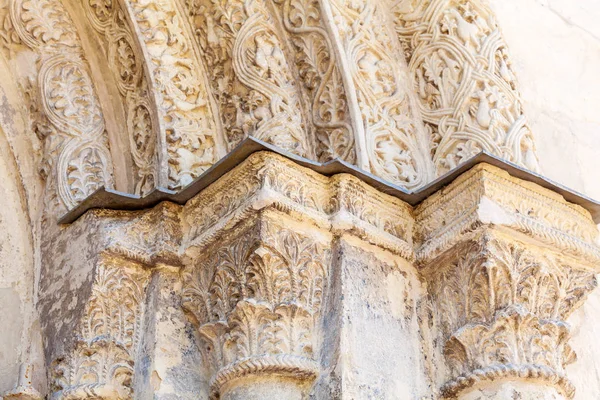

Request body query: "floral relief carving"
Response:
[0, 1, 21, 51]
[272, 0, 356, 163]
[185, 0, 311, 157]
[8, 0, 114, 211]
[82, 1, 158, 194]
[424, 233, 597, 398]
[124, 0, 220, 189]
[51, 256, 150, 400]
[328, 0, 433, 189]
[10, 0, 79, 50]
[182, 216, 330, 398]
[393, 0, 540, 175]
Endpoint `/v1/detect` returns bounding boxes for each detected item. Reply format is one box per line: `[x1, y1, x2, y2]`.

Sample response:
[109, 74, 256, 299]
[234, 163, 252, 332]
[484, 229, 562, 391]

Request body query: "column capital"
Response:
[417, 164, 599, 398]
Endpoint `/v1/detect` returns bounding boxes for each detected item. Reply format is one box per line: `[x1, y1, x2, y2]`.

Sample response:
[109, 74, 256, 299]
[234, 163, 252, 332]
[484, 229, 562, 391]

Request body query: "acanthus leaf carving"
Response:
[424, 232, 597, 398]
[50, 256, 150, 400]
[182, 215, 330, 398]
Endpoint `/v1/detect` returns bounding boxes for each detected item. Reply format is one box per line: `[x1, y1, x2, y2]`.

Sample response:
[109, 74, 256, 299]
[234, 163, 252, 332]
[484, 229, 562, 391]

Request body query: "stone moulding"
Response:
[58, 137, 600, 224]
[47, 142, 600, 399]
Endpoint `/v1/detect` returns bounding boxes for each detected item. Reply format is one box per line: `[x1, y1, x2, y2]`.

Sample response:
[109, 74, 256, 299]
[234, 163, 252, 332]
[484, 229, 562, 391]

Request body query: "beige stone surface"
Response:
[0, 0, 600, 399]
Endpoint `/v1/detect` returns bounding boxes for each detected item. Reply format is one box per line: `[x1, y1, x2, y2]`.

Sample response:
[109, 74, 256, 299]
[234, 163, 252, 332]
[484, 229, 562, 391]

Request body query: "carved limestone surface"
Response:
[50, 255, 150, 400]
[327, 0, 434, 189]
[415, 163, 600, 266]
[9, 0, 114, 211]
[123, 0, 221, 189]
[271, 0, 356, 163]
[182, 151, 414, 259]
[81, 0, 159, 195]
[185, 0, 311, 158]
[415, 163, 600, 398]
[392, 0, 540, 175]
[182, 213, 331, 398]
[36, 147, 600, 399]
[423, 232, 596, 398]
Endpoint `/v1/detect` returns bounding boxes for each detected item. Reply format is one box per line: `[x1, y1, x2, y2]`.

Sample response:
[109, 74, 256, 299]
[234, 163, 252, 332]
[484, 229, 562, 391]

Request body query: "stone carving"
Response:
[182, 152, 414, 258]
[185, 0, 311, 156]
[50, 255, 150, 400]
[82, 0, 158, 195]
[424, 231, 597, 398]
[9, 0, 114, 210]
[32, 148, 600, 399]
[415, 163, 600, 266]
[0, 0, 21, 51]
[182, 215, 330, 398]
[392, 0, 541, 175]
[272, 0, 356, 163]
[124, 0, 220, 189]
[327, 0, 433, 189]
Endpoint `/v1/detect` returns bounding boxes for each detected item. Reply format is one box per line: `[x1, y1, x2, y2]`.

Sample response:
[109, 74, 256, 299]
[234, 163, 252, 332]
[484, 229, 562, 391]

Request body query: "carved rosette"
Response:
[393, 0, 540, 175]
[50, 255, 150, 400]
[182, 214, 330, 399]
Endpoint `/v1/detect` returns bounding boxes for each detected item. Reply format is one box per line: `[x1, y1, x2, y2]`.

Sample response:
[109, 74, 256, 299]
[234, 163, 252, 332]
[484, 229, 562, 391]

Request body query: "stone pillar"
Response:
[416, 163, 599, 399]
[40, 148, 600, 399]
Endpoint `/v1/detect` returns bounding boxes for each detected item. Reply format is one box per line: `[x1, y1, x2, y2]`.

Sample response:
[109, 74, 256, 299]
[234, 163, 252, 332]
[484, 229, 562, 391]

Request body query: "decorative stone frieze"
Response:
[416, 163, 599, 399]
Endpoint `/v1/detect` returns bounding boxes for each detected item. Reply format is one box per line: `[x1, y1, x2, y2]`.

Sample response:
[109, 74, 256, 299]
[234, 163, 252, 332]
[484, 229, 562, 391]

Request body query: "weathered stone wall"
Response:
[1, 0, 600, 399]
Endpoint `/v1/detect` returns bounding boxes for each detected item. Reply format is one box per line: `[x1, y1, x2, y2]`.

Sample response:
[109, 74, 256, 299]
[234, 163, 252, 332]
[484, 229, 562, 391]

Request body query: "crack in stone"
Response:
[544, 1, 600, 44]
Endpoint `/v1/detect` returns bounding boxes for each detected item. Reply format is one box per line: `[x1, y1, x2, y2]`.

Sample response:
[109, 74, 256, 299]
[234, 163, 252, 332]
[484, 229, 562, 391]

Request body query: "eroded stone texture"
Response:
[22, 151, 600, 399]
[0, 1, 600, 399]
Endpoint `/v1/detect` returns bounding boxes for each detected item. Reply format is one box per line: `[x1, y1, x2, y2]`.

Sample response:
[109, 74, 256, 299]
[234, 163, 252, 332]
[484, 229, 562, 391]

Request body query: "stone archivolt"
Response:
[0, 0, 594, 398]
[80, 0, 158, 195]
[0, 0, 543, 218]
[1, 0, 115, 213]
[34, 150, 600, 399]
[392, 0, 540, 176]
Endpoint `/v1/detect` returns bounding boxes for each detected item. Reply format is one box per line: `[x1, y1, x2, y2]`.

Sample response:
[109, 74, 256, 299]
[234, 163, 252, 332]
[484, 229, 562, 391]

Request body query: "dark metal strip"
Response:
[59, 137, 600, 224]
